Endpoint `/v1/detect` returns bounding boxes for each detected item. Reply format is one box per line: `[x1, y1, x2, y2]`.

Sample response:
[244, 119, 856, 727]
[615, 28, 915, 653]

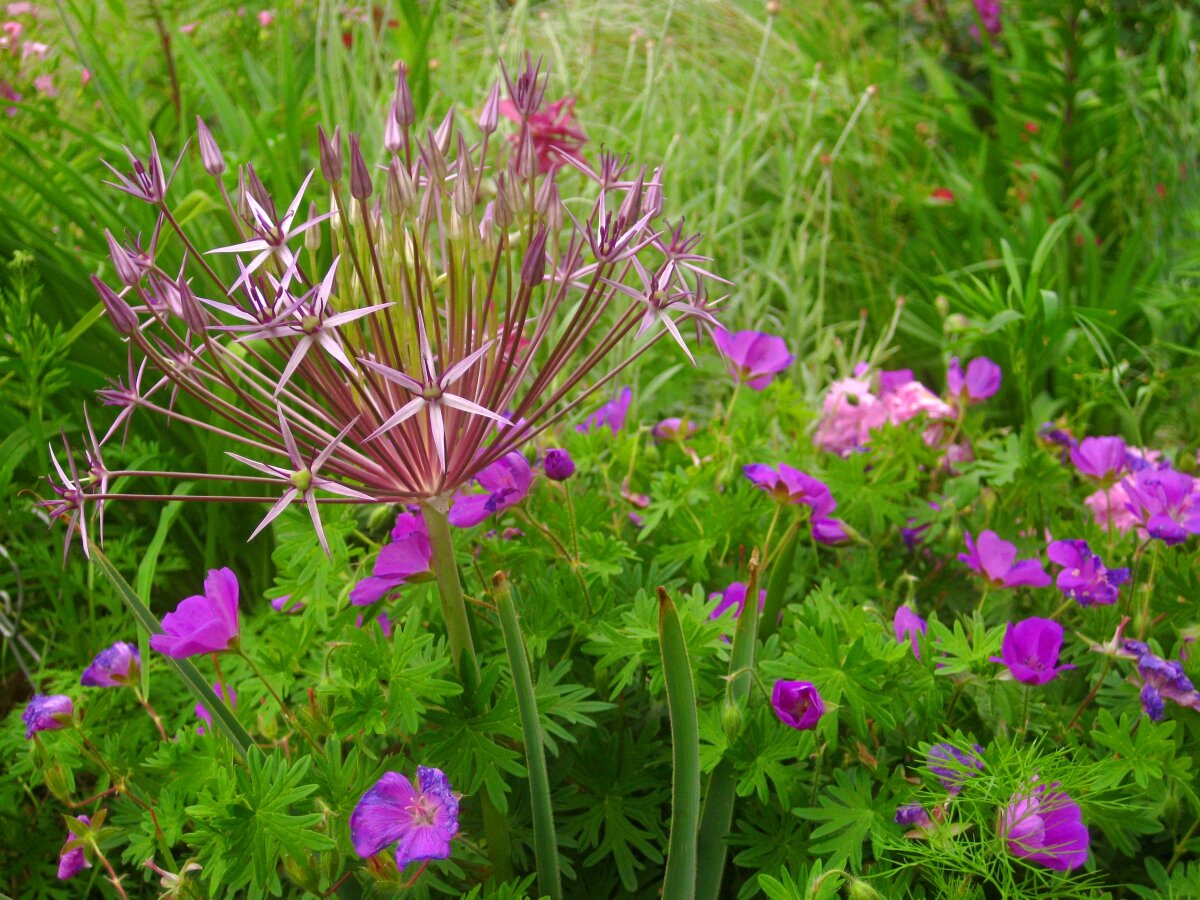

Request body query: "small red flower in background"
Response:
[930, 187, 955, 203]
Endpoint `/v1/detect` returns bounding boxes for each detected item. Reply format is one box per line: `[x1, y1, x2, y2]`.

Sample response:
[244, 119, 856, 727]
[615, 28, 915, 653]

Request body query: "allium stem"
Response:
[421, 501, 480, 685]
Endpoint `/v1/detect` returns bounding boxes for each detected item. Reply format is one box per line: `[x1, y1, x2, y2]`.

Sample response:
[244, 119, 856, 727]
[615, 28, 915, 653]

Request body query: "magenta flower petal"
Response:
[576, 387, 632, 434]
[947, 356, 1002, 403]
[893, 606, 927, 659]
[449, 452, 534, 527]
[350, 532, 433, 606]
[150, 568, 240, 658]
[960, 531, 1050, 589]
[713, 327, 793, 390]
[1069, 436, 1127, 483]
[708, 582, 766, 621]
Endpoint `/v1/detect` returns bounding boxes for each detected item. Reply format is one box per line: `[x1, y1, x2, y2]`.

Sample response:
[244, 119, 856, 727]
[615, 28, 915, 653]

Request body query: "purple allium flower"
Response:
[947, 356, 1001, 403]
[893, 606, 928, 659]
[958, 531, 1051, 589]
[708, 582, 766, 621]
[22, 694, 73, 739]
[1121, 467, 1200, 545]
[52, 55, 723, 563]
[351, 512, 432, 605]
[1046, 540, 1129, 607]
[927, 742, 984, 792]
[576, 387, 633, 435]
[895, 804, 933, 829]
[195, 682, 236, 735]
[542, 448, 575, 481]
[1069, 436, 1127, 485]
[812, 517, 852, 546]
[743, 464, 836, 517]
[1136, 654, 1200, 720]
[999, 783, 1089, 872]
[771, 679, 825, 731]
[80, 641, 140, 687]
[350, 767, 460, 870]
[57, 815, 91, 880]
[448, 452, 534, 527]
[652, 417, 697, 442]
[712, 327, 794, 390]
[149, 568, 240, 658]
[989, 618, 1075, 685]
[271, 594, 305, 614]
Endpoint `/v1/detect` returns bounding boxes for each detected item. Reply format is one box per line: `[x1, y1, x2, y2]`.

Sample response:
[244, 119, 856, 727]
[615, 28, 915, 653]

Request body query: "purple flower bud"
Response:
[22, 694, 74, 739]
[812, 517, 852, 546]
[348, 134, 373, 201]
[893, 606, 927, 659]
[895, 804, 932, 828]
[520, 226, 548, 288]
[80, 641, 140, 687]
[543, 448, 575, 481]
[394, 64, 415, 127]
[91, 275, 138, 334]
[318, 125, 343, 183]
[927, 742, 984, 792]
[177, 276, 208, 333]
[1140, 684, 1165, 721]
[478, 82, 500, 135]
[771, 679, 824, 731]
[652, 417, 696, 442]
[384, 102, 404, 155]
[195, 116, 226, 176]
[642, 166, 663, 219]
[195, 681, 236, 735]
[105, 230, 147, 286]
[57, 815, 91, 880]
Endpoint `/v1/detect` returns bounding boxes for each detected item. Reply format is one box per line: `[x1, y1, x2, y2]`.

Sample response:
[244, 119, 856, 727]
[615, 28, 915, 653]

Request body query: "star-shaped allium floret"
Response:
[38, 435, 93, 562]
[606, 258, 714, 363]
[101, 135, 183, 204]
[202, 260, 295, 327]
[228, 410, 370, 555]
[207, 171, 330, 290]
[360, 317, 508, 471]
[221, 257, 390, 394]
[655, 219, 731, 288]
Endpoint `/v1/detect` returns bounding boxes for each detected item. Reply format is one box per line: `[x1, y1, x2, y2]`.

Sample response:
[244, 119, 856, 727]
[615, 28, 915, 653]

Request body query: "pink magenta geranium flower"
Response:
[771, 679, 825, 731]
[57, 814, 91, 880]
[576, 386, 632, 435]
[149, 568, 240, 658]
[989, 617, 1075, 685]
[708, 581, 766, 621]
[712, 327, 794, 390]
[743, 463, 835, 516]
[448, 452, 534, 527]
[350, 512, 432, 605]
[1069, 436, 1127, 485]
[999, 782, 1089, 872]
[1120, 467, 1200, 545]
[893, 606, 927, 659]
[959, 530, 1051, 589]
[351, 766, 460, 870]
[947, 356, 1001, 403]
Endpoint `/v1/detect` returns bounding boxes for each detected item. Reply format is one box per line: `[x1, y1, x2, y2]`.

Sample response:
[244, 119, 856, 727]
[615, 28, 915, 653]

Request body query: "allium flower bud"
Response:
[318, 125, 343, 183]
[642, 166, 663, 219]
[105, 230, 146, 286]
[393, 63, 415, 128]
[195, 116, 226, 176]
[618, 166, 645, 225]
[91, 275, 137, 334]
[420, 128, 448, 183]
[177, 277, 207, 333]
[543, 183, 563, 231]
[386, 158, 415, 217]
[384, 102, 404, 155]
[515, 125, 538, 181]
[349, 134, 373, 200]
[478, 82, 500, 135]
[235, 166, 251, 220]
[543, 448, 575, 481]
[494, 174, 515, 229]
[520, 226, 548, 288]
[304, 202, 321, 252]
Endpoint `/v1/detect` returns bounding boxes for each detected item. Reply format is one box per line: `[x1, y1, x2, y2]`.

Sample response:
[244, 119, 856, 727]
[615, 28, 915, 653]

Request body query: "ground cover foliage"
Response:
[3, 0, 1200, 897]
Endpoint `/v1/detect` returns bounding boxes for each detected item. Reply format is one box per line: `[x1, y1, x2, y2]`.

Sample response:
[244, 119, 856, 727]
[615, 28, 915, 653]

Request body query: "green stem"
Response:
[494, 574, 562, 900]
[238, 650, 319, 750]
[759, 524, 801, 641]
[658, 587, 700, 900]
[421, 501, 480, 686]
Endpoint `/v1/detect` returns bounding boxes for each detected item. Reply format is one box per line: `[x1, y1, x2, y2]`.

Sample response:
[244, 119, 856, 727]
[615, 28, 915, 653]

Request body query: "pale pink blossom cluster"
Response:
[1, 2, 61, 112]
[814, 364, 955, 455]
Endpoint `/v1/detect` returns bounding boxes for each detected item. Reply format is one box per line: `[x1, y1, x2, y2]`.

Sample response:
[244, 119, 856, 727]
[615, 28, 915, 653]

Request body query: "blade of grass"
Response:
[89, 543, 253, 758]
[696, 550, 761, 899]
[657, 586, 699, 900]
[759, 524, 799, 641]
[493, 572, 563, 900]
